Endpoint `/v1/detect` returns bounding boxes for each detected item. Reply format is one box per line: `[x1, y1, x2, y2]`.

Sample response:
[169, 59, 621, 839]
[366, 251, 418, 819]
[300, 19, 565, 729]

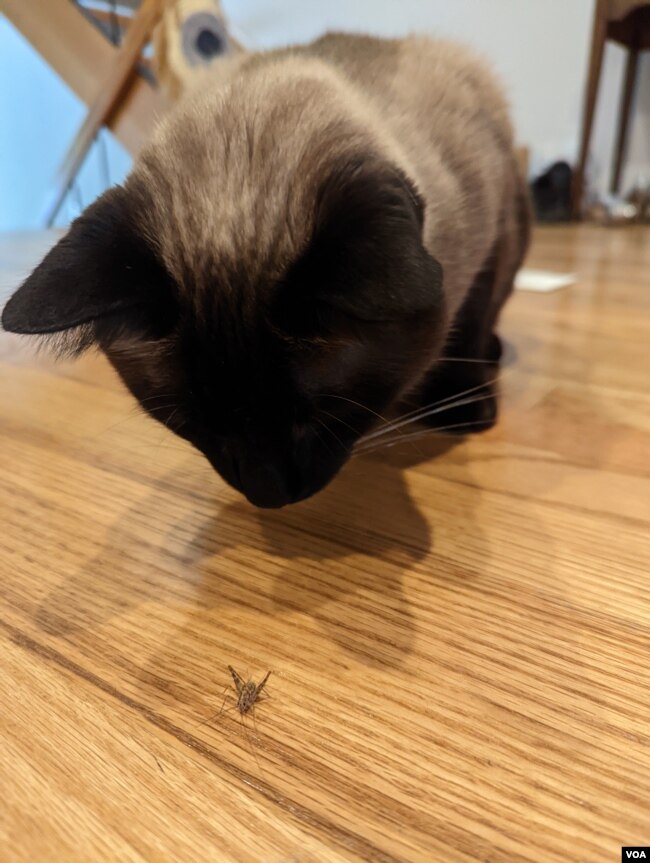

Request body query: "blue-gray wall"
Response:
[1, 0, 649, 231]
[0, 15, 131, 231]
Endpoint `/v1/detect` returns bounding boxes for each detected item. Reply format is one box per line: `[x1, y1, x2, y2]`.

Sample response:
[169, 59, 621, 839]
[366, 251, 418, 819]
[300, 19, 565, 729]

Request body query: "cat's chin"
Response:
[203, 448, 347, 509]
[234, 479, 332, 510]
[238, 469, 343, 509]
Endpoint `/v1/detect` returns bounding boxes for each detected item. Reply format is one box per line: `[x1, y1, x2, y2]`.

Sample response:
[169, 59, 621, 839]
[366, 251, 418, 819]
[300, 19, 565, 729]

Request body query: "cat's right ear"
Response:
[1, 187, 178, 355]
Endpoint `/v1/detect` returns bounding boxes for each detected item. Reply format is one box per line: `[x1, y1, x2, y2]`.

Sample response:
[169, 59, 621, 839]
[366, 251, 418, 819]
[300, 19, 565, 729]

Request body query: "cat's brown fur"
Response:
[137, 33, 525, 324]
[2, 34, 530, 508]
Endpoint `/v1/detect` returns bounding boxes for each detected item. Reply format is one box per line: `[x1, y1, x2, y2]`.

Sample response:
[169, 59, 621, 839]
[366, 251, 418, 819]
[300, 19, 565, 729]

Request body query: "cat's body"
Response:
[148, 33, 525, 325]
[2, 34, 530, 508]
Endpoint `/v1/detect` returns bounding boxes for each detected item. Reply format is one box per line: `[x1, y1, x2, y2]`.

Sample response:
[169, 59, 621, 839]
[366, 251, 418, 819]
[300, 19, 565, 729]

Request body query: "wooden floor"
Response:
[1, 225, 649, 862]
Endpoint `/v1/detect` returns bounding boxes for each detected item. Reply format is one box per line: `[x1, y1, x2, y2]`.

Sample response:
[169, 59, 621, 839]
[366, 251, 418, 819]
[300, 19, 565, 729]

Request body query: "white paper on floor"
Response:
[514, 268, 577, 292]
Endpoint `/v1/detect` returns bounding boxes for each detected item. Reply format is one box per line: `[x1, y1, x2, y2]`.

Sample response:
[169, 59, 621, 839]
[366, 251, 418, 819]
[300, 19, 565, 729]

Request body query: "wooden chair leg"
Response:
[41, 0, 163, 227]
[610, 46, 639, 195]
[572, 1, 607, 218]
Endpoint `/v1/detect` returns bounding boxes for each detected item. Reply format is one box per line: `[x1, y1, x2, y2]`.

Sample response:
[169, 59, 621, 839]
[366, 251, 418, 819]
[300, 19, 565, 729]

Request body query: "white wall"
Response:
[1, 1, 649, 230]
[224, 0, 650, 193]
[592, 40, 650, 194]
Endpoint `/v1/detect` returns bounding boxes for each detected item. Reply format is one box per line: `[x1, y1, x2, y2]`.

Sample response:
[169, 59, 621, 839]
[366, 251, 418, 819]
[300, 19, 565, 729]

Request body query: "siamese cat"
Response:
[2, 34, 530, 508]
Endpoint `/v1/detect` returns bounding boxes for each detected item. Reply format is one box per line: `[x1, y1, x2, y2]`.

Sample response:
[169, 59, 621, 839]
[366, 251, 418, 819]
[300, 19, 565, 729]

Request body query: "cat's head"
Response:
[2, 115, 445, 508]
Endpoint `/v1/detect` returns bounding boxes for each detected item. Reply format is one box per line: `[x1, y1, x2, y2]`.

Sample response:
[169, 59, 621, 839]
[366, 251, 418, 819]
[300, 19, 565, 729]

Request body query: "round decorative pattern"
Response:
[181, 12, 229, 66]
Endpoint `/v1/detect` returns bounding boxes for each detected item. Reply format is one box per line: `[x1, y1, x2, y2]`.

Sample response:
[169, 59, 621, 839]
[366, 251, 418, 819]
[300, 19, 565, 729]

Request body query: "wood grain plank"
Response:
[0, 629, 368, 863]
[41, 0, 163, 226]
[1, 225, 649, 862]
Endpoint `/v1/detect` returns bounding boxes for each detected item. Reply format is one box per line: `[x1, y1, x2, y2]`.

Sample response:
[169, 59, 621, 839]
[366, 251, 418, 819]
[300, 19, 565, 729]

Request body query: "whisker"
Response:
[356, 418, 496, 454]
[320, 394, 392, 426]
[147, 405, 181, 418]
[314, 416, 347, 452]
[163, 406, 182, 431]
[319, 408, 362, 437]
[360, 372, 506, 443]
[95, 404, 181, 439]
[320, 392, 419, 449]
[313, 426, 336, 458]
[137, 392, 180, 406]
[92, 409, 146, 437]
[438, 357, 499, 364]
[354, 392, 500, 453]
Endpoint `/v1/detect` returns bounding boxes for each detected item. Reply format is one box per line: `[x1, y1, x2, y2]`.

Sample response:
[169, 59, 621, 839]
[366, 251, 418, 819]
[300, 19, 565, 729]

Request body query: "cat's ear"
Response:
[1, 187, 177, 354]
[273, 156, 443, 336]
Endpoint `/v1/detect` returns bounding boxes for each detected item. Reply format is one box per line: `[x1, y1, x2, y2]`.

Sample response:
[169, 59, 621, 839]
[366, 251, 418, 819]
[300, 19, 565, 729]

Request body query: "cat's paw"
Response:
[488, 333, 503, 362]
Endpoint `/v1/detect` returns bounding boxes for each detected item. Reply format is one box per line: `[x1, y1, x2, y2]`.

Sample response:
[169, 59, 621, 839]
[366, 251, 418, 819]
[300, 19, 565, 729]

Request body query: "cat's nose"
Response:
[238, 458, 292, 509]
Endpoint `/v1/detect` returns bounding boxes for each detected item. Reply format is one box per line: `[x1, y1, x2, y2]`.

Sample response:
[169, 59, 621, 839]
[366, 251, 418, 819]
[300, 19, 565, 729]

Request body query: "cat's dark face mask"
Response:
[1, 157, 445, 508]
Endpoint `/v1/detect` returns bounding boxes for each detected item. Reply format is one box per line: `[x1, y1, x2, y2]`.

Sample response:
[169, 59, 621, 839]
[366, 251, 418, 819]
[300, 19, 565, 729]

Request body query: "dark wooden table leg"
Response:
[610, 45, 639, 194]
[572, 0, 608, 218]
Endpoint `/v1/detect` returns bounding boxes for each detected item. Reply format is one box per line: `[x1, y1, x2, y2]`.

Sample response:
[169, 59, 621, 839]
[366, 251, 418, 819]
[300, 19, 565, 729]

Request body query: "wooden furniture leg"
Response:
[3, 0, 164, 155]
[610, 45, 640, 193]
[572, 0, 608, 217]
[41, 0, 163, 227]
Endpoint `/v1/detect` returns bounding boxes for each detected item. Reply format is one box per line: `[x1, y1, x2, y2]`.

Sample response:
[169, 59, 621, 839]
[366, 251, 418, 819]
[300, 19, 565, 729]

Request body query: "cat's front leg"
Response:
[410, 356, 499, 434]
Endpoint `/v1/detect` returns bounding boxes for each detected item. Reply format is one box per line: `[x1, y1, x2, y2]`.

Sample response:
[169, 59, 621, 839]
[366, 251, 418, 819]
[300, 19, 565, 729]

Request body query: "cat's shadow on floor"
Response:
[144, 438, 490, 712]
[184, 448, 438, 670]
[194, 439, 448, 564]
[34, 435, 487, 680]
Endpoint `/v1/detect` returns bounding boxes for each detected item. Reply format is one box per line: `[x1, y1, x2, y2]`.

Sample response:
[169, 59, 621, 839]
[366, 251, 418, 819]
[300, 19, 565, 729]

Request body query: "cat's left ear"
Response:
[273, 156, 443, 336]
[1, 187, 177, 354]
